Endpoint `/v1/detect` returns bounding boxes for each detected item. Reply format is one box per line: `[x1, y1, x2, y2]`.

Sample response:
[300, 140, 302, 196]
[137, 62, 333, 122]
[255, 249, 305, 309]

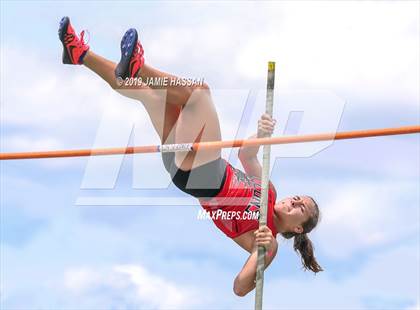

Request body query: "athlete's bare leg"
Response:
[83, 51, 222, 171]
[138, 65, 194, 104]
[83, 51, 179, 144]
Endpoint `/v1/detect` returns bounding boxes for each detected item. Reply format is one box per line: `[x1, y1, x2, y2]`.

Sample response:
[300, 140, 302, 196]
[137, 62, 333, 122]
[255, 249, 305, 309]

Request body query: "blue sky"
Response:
[1, 1, 419, 309]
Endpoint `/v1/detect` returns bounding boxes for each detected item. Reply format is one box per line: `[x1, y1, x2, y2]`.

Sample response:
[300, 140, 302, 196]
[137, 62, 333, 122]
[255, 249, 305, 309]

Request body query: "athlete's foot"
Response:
[58, 16, 89, 65]
[115, 28, 145, 79]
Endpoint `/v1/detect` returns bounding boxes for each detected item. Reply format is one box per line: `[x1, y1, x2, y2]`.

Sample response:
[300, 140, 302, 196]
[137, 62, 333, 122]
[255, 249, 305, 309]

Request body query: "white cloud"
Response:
[64, 267, 99, 294]
[63, 264, 200, 309]
[115, 265, 197, 308]
[0, 44, 156, 171]
[2, 1, 418, 166]
[2, 170, 418, 309]
[316, 180, 419, 259]
[1, 135, 63, 152]
[0, 44, 154, 134]
[235, 2, 419, 105]
[407, 302, 420, 310]
[265, 244, 419, 309]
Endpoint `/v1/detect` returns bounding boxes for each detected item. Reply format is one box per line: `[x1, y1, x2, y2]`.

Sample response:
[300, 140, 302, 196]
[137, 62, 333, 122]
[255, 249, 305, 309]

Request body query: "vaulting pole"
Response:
[254, 61, 275, 310]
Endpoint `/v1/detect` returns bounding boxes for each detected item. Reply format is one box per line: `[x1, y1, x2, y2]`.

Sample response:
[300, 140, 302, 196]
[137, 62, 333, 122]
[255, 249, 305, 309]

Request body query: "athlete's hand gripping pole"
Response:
[255, 61, 275, 310]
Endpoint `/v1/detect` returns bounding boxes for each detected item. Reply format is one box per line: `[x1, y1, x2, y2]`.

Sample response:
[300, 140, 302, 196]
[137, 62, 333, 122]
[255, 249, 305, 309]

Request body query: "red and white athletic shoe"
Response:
[58, 16, 89, 65]
[115, 28, 145, 79]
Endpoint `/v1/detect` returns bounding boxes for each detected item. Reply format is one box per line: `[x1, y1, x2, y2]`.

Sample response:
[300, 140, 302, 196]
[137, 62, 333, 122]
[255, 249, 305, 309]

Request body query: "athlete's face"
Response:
[275, 195, 316, 234]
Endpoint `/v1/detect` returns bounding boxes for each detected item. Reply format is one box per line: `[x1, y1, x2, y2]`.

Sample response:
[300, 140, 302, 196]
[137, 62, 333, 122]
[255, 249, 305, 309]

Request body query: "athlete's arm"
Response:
[233, 226, 278, 297]
[238, 114, 276, 178]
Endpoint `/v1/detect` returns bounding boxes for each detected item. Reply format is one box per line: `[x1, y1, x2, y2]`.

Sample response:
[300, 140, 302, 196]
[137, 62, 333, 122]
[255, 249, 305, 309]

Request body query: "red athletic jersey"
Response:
[199, 161, 278, 239]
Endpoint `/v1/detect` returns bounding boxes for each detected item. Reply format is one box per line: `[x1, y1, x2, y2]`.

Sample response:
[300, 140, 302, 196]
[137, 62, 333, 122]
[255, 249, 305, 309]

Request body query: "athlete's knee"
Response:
[194, 82, 211, 96]
[188, 82, 211, 104]
[197, 81, 210, 91]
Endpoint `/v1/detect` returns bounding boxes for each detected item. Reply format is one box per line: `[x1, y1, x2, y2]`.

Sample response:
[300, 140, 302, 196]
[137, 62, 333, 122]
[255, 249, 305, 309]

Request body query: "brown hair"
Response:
[281, 197, 323, 273]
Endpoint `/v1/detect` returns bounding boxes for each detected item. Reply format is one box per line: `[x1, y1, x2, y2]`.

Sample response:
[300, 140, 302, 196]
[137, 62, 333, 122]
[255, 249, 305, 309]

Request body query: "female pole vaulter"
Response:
[58, 16, 322, 297]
